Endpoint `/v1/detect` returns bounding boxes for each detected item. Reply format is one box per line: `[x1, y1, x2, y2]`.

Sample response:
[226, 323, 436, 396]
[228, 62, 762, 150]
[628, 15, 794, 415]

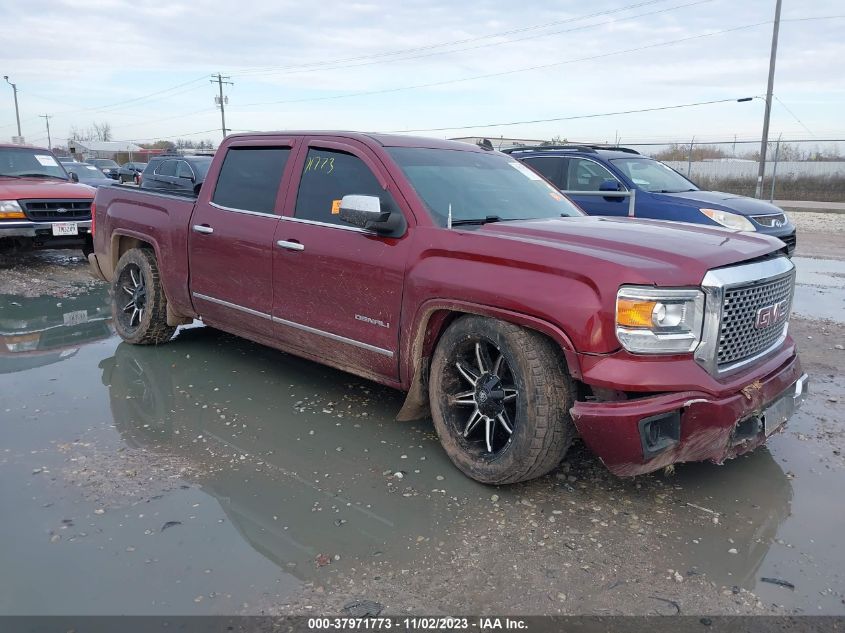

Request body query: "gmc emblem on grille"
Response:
[755, 299, 789, 329]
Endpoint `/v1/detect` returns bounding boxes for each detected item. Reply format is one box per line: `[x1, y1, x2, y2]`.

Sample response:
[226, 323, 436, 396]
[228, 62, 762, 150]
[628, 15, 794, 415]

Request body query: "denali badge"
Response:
[355, 314, 390, 329]
[755, 299, 789, 329]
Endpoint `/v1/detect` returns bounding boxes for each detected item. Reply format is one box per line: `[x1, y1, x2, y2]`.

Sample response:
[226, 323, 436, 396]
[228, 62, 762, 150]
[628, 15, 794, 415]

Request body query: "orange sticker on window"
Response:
[331, 199, 341, 214]
[549, 192, 563, 201]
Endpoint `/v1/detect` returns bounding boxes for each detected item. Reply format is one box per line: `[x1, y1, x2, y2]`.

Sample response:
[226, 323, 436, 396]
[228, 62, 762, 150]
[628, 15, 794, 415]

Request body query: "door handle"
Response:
[277, 240, 304, 251]
[192, 224, 214, 234]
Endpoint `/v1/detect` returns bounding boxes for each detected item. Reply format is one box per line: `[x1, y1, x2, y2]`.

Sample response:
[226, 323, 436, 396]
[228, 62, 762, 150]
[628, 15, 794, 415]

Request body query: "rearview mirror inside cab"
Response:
[339, 194, 406, 237]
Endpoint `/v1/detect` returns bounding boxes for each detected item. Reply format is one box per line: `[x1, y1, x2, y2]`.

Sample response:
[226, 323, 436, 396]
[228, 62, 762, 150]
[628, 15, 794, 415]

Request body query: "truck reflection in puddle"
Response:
[662, 450, 792, 591]
[99, 327, 473, 581]
[0, 287, 113, 374]
[98, 327, 794, 591]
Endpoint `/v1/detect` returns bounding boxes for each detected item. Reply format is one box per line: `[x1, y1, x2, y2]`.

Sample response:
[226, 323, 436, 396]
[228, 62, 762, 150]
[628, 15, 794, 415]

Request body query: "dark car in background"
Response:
[139, 155, 212, 196]
[87, 158, 120, 180]
[65, 163, 115, 188]
[506, 145, 797, 255]
[117, 161, 147, 184]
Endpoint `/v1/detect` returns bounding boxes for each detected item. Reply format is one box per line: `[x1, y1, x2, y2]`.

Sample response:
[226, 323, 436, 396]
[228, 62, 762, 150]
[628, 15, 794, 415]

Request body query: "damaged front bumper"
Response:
[571, 351, 807, 477]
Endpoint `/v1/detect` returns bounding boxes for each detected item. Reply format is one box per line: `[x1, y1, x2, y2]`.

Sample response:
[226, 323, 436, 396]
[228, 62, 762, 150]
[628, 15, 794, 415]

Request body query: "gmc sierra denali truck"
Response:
[89, 132, 807, 484]
[0, 143, 96, 255]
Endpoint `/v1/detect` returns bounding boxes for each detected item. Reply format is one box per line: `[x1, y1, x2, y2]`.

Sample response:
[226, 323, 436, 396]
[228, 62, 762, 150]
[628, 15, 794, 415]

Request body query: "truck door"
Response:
[188, 139, 297, 339]
[271, 139, 411, 381]
[561, 157, 630, 217]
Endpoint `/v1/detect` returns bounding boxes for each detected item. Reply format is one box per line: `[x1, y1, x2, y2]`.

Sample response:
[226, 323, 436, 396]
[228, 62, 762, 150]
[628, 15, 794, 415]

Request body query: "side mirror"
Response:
[69, 172, 79, 182]
[599, 179, 621, 192]
[338, 194, 406, 237]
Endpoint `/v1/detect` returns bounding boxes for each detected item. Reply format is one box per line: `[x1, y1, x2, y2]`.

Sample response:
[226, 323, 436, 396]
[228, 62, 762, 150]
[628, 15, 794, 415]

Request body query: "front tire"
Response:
[112, 248, 176, 345]
[429, 315, 576, 484]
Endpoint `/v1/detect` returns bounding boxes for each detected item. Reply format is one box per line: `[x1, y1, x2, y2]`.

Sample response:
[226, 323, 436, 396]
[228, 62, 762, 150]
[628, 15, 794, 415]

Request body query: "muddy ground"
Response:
[0, 220, 843, 616]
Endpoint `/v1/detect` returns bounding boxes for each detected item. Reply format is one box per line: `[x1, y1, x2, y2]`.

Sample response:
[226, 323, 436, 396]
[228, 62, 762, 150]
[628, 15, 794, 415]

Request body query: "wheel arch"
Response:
[110, 232, 191, 327]
[395, 299, 581, 422]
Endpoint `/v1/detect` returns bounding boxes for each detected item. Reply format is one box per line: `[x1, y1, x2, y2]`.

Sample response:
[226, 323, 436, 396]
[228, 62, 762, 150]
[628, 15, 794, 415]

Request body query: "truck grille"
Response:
[717, 273, 794, 367]
[19, 199, 92, 221]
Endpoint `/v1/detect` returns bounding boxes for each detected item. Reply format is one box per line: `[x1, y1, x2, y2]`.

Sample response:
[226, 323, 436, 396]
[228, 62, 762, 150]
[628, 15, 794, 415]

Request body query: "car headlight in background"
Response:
[699, 208, 755, 231]
[0, 200, 25, 219]
[616, 286, 704, 354]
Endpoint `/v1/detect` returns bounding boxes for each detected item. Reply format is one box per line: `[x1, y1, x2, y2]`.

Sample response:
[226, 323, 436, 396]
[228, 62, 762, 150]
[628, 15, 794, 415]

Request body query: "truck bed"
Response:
[91, 184, 197, 318]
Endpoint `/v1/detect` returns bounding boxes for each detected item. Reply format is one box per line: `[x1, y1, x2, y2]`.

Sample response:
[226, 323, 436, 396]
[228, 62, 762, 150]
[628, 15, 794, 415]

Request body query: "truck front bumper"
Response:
[571, 352, 807, 476]
[0, 220, 91, 238]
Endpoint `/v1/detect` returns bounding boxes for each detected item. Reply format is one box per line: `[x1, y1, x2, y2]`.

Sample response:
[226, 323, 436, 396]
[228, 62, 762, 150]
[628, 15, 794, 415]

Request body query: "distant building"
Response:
[450, 136, 548, 150]
[67, 140, 144, 160]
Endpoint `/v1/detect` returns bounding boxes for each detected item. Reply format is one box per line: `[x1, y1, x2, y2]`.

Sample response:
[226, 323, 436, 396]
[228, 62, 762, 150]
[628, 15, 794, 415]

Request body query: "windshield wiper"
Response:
[17, 173, 68, 180]
[450, 215, 505, 226]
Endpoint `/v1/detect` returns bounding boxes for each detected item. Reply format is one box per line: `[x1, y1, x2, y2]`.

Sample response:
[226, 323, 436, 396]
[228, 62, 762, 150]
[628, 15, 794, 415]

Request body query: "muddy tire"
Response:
[112, 248, 176, 345]
[429, 315, 576, 485]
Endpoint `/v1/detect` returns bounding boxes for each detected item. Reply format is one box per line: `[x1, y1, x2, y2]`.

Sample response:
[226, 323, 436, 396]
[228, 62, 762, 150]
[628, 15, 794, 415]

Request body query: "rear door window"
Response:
[156, 160, 177, 177]
[294, 148, 388, 227]
[521, 156, 567, 189]
[211, 147, 291, 214]
[176, 161, 194, 179]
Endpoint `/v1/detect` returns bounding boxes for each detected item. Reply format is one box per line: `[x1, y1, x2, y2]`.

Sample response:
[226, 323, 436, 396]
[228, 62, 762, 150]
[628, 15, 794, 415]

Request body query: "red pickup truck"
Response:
[0, 143, 96, 255]
[89, 132, 807, 483]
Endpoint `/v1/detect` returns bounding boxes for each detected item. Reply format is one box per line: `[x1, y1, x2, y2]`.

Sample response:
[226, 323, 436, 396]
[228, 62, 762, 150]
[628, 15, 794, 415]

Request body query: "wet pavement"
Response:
[793, 257, 845, 324]
[1, 257, 843, 615]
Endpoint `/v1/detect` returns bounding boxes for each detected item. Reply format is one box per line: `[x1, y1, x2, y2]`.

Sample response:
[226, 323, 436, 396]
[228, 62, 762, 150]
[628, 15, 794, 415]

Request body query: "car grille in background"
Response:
[19, 199, 92, 221]
[780, 233, 797, 253]
[717, 273, 795, 368]
[751, 213, 786, 228]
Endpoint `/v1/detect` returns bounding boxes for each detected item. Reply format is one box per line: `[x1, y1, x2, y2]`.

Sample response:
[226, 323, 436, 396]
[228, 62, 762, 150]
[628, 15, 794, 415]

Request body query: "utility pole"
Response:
[755, 0, 782, 199]
[40, 114, 52, 149]
[3, 75, 22, 140]
[211, 73, 233, 139]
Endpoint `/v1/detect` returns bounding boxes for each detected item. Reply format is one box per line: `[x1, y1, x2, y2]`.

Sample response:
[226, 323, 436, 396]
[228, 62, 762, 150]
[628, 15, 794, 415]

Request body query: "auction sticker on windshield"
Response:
[35, 154, 59, 167]
[51, 222, 78, 236]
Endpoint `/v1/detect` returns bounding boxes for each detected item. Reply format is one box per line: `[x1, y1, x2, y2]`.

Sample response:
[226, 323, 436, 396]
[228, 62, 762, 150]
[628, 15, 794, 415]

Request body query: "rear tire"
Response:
[429, 315, 576, 484]
[112, 248, 176, 345]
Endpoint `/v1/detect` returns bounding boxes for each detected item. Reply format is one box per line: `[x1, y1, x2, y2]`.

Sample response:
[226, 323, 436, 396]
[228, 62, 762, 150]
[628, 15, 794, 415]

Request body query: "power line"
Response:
[231, 0, 672, 77]
[233, 0, 709, 78]
[773, 95, 814, 137]
[385, 97, 756, 133]
[230, 16, 843, 110]
[211, 73, 233, 138]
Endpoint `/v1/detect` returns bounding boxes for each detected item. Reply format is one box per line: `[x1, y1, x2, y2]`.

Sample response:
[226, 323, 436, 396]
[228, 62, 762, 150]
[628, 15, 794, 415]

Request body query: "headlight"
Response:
[616, 286, 704, 354]
[0, 200, 25, 219]
[699, 208, 755, 231]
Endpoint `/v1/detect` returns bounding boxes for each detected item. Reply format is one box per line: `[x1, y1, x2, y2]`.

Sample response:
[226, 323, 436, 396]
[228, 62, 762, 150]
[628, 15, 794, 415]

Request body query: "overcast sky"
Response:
[1, 0, 843, 148]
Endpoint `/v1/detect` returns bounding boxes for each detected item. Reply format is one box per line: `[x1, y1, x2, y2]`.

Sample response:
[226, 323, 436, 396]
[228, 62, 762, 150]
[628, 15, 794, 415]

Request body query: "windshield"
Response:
[0, 147, 68, 179]
[610, 158, 698, 193]
[388, 147, 582, 226]
[67, 164, 105, 177]
[90, 159, 119, 168]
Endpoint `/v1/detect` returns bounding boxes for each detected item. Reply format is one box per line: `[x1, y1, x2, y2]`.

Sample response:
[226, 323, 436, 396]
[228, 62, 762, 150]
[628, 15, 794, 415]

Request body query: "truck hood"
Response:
[0, 177, 95, 200]
[478, 216, 783, 286]
[653, 190, 785, 216]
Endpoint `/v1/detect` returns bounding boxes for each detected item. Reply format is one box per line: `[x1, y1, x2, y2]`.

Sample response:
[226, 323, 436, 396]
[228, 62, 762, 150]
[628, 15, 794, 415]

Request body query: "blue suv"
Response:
[505, 145, 796, 255]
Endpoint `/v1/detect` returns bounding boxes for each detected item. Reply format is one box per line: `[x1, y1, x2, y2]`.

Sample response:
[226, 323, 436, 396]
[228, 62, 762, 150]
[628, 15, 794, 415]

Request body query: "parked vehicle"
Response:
[0, 143, 95, 256]
[64, 162, 115, 188]
[117, 161, 146, 184]
[139, 155, 212, 195]
[506, 145, 797, 255]
[57, 157, 78, 165]
[89, 132, 806, 484]
[87, 158, 120, 180]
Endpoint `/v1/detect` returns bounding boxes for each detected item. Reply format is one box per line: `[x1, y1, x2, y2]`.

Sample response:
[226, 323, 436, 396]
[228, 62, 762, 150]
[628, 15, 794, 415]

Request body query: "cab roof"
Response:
[224, 131, 487, 152]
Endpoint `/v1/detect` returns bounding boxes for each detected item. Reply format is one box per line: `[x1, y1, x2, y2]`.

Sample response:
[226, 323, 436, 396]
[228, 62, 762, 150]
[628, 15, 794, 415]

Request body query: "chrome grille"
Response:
[717, 273, 794, 367]
[19, 199, 92, 221]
